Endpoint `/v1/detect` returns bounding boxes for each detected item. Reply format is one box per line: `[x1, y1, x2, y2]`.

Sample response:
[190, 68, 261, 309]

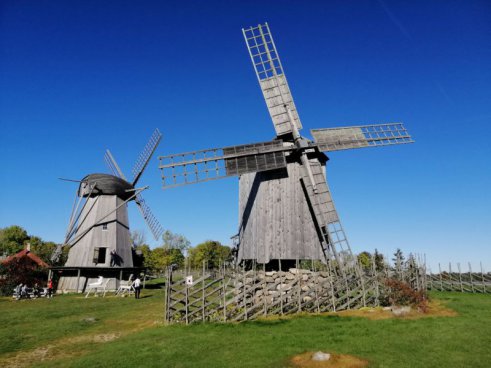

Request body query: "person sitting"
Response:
[21, 284, 29, 299]
[14, 284, 23, 300]
[33, 283, 40, 298]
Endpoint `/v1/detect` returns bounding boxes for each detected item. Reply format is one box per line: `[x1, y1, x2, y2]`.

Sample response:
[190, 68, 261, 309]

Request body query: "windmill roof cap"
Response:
[79, 174, 135, 200]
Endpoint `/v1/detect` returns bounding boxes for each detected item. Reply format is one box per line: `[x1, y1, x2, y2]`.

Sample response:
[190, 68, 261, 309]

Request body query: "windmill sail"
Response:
[159, 140, 291, 188]
[299, 159, 358, 272]
[243, 23, 302, 136]
[311, 123, 413, 152]
[132, 128, 162, 186]
[104, 150, 126, 179]
[135, 193, 164, 241]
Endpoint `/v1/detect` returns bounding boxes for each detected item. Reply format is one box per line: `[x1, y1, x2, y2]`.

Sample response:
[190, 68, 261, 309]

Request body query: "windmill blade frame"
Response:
[311, 123, 414, 152]
[135, 193, 164, 241]
[132, 128, 162, 186]
[159, 140, 292, 188]
[298, 160, 360, 275]
[104, 149, 127, 180]
[243, 23, 302, 136]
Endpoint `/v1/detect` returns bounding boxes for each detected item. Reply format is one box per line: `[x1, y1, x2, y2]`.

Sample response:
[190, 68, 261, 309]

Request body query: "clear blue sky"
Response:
[1, 0, 490, 271]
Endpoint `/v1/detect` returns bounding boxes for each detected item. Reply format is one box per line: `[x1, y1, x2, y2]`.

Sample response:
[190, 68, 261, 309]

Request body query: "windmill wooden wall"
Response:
[237, 159, 325, 264]
[58, 195, 133, 291]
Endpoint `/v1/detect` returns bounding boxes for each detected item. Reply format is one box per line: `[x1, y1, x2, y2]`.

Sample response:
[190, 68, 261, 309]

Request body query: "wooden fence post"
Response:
[481, 262, 486, 293]
[263, 262, 267, 316]
[279, 259, 284, 315]
[242, 262, 247, 321]
[185, 284, 189, 325]
[468, 263, 475, 293]
[297, 258, 302, 312]
[448, 262, 454, 291]
[222, 262, 226, 322]
[202, 260, 206, 322]
[312, 260, 320, 313]
[372, 254, 379, 306]
[457, 263, 463, 292]
[438, 263, 443, 291]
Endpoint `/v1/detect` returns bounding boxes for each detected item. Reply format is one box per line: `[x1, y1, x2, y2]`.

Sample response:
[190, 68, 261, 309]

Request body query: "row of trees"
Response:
[1, 225, 413, 276]
[131, 230, 232, 274]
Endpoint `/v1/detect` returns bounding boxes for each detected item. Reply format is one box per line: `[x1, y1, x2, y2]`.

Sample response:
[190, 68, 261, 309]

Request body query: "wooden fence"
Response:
[164, 257, 426, 324]
[426, 262, 490, 293]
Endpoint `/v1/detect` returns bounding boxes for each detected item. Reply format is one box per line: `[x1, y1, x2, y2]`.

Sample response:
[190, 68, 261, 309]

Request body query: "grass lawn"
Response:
[1, 287, 489, 368]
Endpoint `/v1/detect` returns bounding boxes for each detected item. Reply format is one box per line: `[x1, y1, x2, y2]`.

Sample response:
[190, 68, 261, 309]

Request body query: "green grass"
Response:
[1, 291, 490, 367]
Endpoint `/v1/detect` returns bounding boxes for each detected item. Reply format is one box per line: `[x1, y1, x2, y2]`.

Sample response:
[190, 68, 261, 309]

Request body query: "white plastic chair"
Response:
[116, 279, 135, 297]
[115, 274, 134, 296]
[85, 276, 109, 298]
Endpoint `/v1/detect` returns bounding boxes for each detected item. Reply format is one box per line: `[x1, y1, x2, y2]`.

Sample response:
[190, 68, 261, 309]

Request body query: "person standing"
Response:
[47, 278, 53, 298]
[110, 249, 116, 267]
[134, 276, 141, 299]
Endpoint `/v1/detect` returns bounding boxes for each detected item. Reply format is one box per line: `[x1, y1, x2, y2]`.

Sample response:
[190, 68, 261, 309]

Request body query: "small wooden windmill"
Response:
[159, 24, 414, 271]
[54, 129, 163, 291]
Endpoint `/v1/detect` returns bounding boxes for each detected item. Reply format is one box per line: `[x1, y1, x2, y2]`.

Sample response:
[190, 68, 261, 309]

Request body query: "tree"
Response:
[30, 239, 66, 266]
[392, 248, 405, 263]
[188, 241, 231, 269]
[135, 244, 153, 269]
[131, 229, 147, 247]
[162, 230, 190, 254]
[357, 251, 372, 270]
[149, 247, 184, 273]
[392, 248, 405, 277]
[0, 225, 29, 256]
[373, 248, 385, 272]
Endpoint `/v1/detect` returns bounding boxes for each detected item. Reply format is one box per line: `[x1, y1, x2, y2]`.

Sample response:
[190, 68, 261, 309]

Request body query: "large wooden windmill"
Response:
[54, 129, 163, 291]
[159, 24, 413, 271]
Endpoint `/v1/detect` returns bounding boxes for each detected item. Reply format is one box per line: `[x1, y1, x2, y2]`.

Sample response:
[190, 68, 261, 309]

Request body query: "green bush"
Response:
[0, 257, 48, 296]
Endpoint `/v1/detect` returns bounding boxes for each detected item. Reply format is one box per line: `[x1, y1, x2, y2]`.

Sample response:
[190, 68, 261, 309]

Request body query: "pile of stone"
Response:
[234, 268, 334, 306]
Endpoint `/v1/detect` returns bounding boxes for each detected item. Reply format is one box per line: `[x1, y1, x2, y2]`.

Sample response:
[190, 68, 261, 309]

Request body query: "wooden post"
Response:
[222, 262, 226, 322]
[202, 260, 205, 322]
[279, 259, 284, 315]
[449, 263, 454, 291]
[359, 259, 366, 307]
[297, 258, 301, 312]
[263, 262, 267, 316]
[481, 262, 486, 293]
[164, 267, 168, 323]
[242, 262, 247, 321]
[328, 260, 336, 312]
[423, 254, 428, 291]
[438, 263, 443, 291]
[185, 285, 189, 325]
[164, 266, 172, 323]
[372, 253, 379, 306]
[457, 263, 463, 292]
[468, 263, 474, 293]
[313, 259, 320, 314]
[252, 259, 257, 315]
[76, 269, 81, 293]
